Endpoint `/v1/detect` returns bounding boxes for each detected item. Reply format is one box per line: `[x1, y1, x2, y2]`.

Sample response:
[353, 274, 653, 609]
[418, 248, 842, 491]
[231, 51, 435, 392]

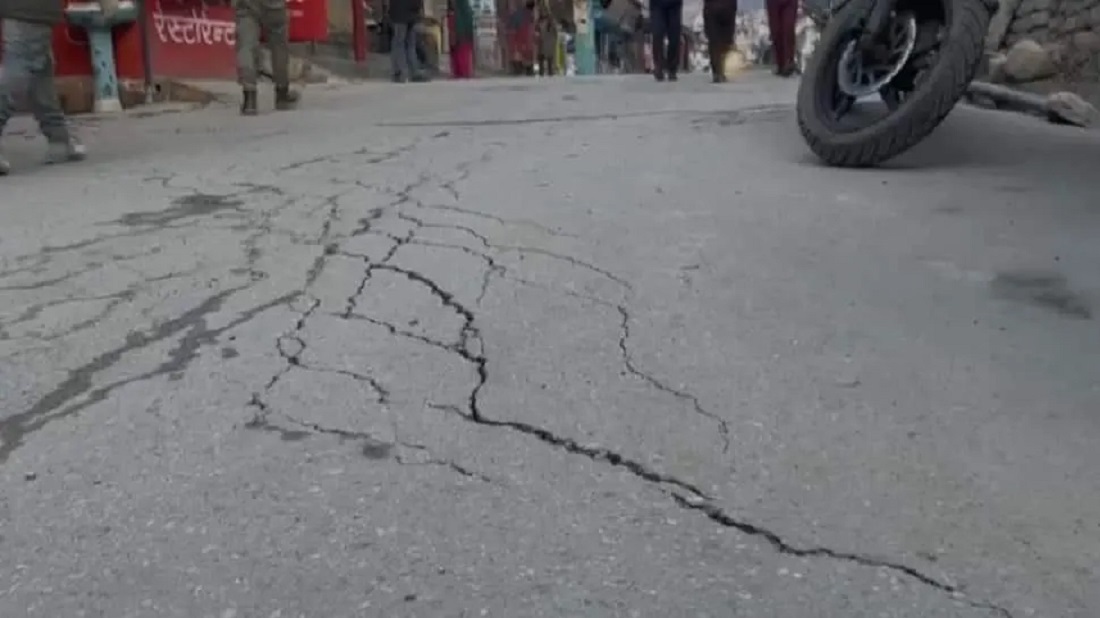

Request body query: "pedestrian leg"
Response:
[392, 23, 411, 80]
[261, 0, 299, 108]
[765, 0, 783, 74]
[0, 21, 28, 175]
[665, 3, 682, 79]
[779, 0, 797, 74]
[406, 26, 426, 80]
[648, 1, 668, 80]
[704, 9, 730, 81]
[458, 41, 475, 77]
[704, 10, 719, 79]
[0, 21, 81, 170]
[716, 11, 734, 80]
[236, 0, 262, 114]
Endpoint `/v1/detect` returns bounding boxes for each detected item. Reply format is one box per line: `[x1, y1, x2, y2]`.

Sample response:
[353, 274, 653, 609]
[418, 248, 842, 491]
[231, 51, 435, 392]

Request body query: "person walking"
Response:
[390, 0, 428, 82]
[703, 0, 736, 82]
[536, 13, 558, 76]
[648, 0, 683, 82]
[235, 0, 300, 115]
[0, 0, 106, 175]
[765, 0, 797, 76]
[447, 0, 476, 78]
[507, 1, 537, 75]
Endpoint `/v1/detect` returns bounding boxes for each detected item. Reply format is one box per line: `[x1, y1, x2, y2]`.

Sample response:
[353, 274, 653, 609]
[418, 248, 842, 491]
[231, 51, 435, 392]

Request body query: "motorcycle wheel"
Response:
[796, 0, 991, 167]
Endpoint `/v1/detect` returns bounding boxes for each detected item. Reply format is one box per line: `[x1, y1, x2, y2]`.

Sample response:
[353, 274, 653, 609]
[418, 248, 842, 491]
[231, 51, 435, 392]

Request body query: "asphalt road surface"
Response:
[1, 73, 1098, 618]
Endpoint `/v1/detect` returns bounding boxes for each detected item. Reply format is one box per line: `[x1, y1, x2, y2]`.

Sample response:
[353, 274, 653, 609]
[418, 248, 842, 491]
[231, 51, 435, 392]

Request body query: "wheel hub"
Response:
[837, 13, 918, 98]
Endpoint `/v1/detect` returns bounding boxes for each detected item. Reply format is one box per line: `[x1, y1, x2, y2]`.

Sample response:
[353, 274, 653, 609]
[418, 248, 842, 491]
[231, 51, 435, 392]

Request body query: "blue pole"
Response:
[573, 0, 596, 75]
[87, 27, 123, 113]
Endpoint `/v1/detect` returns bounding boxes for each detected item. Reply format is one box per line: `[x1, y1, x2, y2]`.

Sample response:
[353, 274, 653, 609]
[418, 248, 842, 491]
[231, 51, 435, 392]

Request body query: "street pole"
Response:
[352, 0, 367, 64]
[573, 0, 596, 75]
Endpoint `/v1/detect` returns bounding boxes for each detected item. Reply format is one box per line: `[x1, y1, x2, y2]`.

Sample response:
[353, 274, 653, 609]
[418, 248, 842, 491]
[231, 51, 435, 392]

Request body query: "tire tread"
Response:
[796, 0, 991, 167]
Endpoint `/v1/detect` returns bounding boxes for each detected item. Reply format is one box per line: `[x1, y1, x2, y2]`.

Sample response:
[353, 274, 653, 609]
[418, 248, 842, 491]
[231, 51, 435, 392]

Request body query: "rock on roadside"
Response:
[1003, 39, 1058, 83]
[1046, 91, 1099, 127]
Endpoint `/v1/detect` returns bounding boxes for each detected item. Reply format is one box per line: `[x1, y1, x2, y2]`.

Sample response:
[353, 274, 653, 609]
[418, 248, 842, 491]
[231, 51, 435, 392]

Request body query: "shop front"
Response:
[0, 0, 329, 111]
[144, 0, 328, 79]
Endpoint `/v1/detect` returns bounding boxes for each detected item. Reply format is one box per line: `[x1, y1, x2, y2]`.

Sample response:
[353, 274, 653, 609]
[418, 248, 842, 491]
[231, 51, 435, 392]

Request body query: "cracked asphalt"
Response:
[1, 73, 1099, 617]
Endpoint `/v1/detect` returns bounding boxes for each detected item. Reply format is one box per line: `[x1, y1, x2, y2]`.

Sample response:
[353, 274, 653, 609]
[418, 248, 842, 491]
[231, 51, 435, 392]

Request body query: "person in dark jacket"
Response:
[0, 0, 105, 174]
[703, 0, 736, 82]
[389, 0, 428, 82]
[648, 0, 683, 82]
[766, 0, 797, 76]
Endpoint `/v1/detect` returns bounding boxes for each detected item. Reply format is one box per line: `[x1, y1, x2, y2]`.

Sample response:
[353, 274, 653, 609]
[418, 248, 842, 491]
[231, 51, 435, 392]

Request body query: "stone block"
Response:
[1062, 15, 1085, 31]
[1047, 90, 1100, 126]
[1010, 11, 1049, 34]
[1004, 38, 1058, 82]
[1071, 30, 1100, 52]
[1063, 0, 1091, 15]
[1044, 41, 1067, 65]
[1016, 0, 1051, 14]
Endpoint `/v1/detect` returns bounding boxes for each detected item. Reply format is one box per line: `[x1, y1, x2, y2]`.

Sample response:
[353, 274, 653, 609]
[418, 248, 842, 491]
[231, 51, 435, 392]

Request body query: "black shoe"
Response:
[668, 73, 678, 82]
[654, 71, 666, 82]
[240, 90, 258, 116]
[275, 86, 300, 111]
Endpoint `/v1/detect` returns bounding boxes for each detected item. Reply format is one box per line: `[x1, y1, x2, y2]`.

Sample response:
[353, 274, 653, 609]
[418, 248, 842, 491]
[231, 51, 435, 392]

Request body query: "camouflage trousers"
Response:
[0, 20, 72, 143]
[234, 0, 290, 90]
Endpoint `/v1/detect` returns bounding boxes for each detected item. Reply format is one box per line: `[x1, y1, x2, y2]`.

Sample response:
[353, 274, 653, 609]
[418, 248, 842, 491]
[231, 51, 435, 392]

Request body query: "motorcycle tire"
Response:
[796, 0, 991, 167]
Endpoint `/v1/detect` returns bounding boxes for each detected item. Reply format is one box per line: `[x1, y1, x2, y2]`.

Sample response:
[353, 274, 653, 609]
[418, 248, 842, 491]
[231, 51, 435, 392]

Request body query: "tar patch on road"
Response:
[991, 271, 1092, 319]
[113, 193, 244, 227]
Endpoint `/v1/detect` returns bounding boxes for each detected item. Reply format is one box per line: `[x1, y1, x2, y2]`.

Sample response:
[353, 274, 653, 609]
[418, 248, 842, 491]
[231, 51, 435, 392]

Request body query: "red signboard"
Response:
[149, 0, 238, 79]
[149, 0, 328, 79]
[288, 0, 328, 42]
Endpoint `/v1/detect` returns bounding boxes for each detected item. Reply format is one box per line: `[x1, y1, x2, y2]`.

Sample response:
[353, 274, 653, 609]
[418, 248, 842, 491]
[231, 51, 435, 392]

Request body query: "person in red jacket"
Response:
[507, 1, 536, 75]
[766, 0, 798, 76]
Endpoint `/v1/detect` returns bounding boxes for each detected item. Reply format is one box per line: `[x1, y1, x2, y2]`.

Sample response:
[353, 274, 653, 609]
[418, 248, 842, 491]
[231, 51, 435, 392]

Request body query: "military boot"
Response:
[240, 90, 258, 116]
[275, 87, 300, 111]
